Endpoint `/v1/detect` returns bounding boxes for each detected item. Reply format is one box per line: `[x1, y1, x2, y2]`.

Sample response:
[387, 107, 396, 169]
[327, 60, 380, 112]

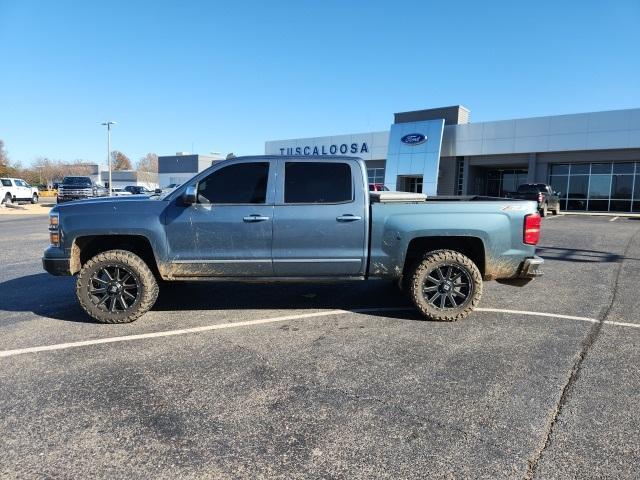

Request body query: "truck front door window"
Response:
[197, 162, 269, 204]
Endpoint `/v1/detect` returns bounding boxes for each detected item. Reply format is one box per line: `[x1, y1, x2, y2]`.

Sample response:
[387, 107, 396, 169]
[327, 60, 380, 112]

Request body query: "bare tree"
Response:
[0, 139, 15, 177]
[111, 151, 132, 170]
[137, 152, 158, 173]
[0, 139, 8, 166]
[137, 153, 158, 185]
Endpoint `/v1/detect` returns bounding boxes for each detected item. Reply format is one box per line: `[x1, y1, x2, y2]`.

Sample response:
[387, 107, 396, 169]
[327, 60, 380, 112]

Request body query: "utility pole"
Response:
[101, 121, 116, 195]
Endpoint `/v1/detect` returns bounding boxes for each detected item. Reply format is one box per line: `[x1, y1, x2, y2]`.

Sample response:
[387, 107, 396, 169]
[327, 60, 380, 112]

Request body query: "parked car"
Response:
[509, 183, 561, 216]
[0, 177, 39, 204]
[369, 183, 389, 191]
[124, 185, 153, 195]
[160, 183, 180, 193]
[112, 188, 133, 196]
[43, 155, 543, 324]
[56, 176, 109, 203]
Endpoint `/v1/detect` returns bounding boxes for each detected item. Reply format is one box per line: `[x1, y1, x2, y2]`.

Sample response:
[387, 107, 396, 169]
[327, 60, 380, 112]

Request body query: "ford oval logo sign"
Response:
[401, 133, 427, 146]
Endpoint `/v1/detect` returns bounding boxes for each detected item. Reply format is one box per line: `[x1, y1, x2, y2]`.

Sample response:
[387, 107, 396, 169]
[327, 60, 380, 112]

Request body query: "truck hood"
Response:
[51, 195, 166, 215]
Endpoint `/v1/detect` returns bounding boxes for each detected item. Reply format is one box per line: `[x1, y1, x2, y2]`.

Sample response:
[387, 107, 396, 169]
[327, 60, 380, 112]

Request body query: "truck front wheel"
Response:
[409, 249, 483, 322]
[76, 249, 159, 323]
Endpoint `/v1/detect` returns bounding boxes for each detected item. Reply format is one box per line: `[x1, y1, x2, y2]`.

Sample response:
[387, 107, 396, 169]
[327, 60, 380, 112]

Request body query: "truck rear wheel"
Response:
[408, 249, 482, 322]
[31, 193, 38, 204]
[76, 249, 159, 323]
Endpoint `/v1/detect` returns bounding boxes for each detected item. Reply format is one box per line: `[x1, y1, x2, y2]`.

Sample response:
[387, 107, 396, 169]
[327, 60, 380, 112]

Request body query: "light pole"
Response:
[101, 121, 116, 195]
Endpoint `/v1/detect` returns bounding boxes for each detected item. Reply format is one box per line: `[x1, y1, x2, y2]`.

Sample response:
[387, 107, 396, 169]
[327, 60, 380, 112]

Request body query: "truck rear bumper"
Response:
[495, 255, 543, 286]
[42, 257, 71, 276]
[518, 255, 544, 278]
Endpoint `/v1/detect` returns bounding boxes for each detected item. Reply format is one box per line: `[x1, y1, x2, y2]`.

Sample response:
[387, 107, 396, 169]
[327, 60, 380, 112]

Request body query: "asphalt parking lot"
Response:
[1, 213, 639, 479]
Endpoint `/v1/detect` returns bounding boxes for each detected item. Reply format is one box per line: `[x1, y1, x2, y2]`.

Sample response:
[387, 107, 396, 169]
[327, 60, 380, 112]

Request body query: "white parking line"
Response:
[476, 307, 638, 329]
[0, 307, 403, 359]
[0, 307, 637, 359]
[610, 216, 619, 222]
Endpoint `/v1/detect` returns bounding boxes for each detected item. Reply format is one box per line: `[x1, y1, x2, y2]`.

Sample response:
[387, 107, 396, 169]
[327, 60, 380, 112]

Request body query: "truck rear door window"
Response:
[197, 162, 269, 204]
[284, 162, 352, 203]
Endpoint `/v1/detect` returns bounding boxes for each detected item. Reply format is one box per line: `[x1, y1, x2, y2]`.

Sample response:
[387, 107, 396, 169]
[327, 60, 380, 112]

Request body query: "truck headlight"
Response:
[49, 212, 60, 246]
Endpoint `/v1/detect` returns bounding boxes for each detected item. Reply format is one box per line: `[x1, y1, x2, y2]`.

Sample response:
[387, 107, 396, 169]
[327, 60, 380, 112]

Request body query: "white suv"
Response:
[1, 178, 39, 204]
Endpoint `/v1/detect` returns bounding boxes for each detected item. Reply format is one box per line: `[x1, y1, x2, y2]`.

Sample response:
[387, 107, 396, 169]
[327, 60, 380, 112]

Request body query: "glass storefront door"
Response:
[485, 169, 528, 197]
[397, 175, 423, 193]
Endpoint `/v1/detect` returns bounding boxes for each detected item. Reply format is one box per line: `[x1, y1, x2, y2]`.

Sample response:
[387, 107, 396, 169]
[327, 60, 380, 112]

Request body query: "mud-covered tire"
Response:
[76, 249, 158, 323]
[409, 249, 483, 322]
[540, 204, 548, 217]
[31, 193, 38, 204]
[552, 204, 560, 215]
[3, 193, 12, 205]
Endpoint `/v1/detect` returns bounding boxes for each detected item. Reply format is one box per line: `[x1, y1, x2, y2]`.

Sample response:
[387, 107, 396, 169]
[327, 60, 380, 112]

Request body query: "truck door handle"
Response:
[243, 214, 270, 222]
[336, 214, 362, 222]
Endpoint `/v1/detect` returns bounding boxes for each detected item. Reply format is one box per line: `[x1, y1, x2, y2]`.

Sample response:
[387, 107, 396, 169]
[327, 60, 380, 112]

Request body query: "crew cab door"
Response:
[272, 159, 367, 276]
[164, 160, 276, 277]
[15, 180, 30, 200]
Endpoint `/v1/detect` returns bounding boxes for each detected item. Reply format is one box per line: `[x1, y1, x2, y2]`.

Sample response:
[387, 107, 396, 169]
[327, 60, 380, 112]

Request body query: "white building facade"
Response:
[266, 106, 640, 213]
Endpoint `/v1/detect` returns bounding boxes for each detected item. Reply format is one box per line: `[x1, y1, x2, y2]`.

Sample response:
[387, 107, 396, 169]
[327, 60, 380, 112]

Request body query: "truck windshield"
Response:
[517, 185, 542, 193]
[63, 177, 92, 186]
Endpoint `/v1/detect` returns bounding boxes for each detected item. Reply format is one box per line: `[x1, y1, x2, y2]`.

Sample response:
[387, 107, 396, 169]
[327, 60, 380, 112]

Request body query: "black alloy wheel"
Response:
[421, 263, 472, 310]
[76, 249, 159, 323]
[89, 264, 140, 313]
[409, 249, 483, 322]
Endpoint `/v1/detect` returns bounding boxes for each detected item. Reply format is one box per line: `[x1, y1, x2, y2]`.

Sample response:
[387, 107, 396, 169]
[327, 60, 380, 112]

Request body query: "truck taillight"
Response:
[524, 213, 541, 245]
[537, 193, 543, 203]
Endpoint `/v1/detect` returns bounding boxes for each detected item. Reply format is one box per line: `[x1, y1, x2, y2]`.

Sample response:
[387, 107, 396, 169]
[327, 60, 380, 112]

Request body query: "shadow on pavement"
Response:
[536, 246, 639, 263]
[0, 273, 420, 324]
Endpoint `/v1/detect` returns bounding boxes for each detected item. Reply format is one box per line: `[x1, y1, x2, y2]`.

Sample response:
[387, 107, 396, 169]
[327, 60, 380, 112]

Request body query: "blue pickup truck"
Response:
[43, 156, 543, 324]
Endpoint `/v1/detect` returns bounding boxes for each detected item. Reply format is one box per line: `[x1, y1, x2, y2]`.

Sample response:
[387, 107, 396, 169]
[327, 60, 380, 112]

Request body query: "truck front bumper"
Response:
[42, 257, 71, 276]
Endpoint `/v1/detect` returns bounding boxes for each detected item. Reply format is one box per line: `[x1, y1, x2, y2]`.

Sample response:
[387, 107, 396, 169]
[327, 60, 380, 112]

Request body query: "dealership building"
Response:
[158, 152, 224, 188]
[265, 105, 640, 213]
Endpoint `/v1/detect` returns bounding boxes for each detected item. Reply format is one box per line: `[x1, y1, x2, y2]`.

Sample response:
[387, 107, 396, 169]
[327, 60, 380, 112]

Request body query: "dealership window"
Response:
[485, 169, 528, 197]
[397, 175, 423, 193]
[549, 162, 639, 212]
[197, 162, 269, 204]
[285, 162, 352, 203]
[455, 158, 464, 195]
[367, 168, 385, 186]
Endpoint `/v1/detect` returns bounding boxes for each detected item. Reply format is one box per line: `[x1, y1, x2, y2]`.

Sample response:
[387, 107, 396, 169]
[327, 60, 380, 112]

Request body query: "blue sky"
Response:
[1, 0, 639, 167]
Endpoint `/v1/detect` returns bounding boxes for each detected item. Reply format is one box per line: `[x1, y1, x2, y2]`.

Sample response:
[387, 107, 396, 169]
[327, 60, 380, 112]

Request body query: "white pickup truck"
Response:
[1, 177, 40, 204]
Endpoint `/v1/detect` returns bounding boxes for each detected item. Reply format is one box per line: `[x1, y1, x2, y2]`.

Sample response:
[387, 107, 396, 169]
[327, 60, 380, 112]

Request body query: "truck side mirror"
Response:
[182, 185, 197, 205]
